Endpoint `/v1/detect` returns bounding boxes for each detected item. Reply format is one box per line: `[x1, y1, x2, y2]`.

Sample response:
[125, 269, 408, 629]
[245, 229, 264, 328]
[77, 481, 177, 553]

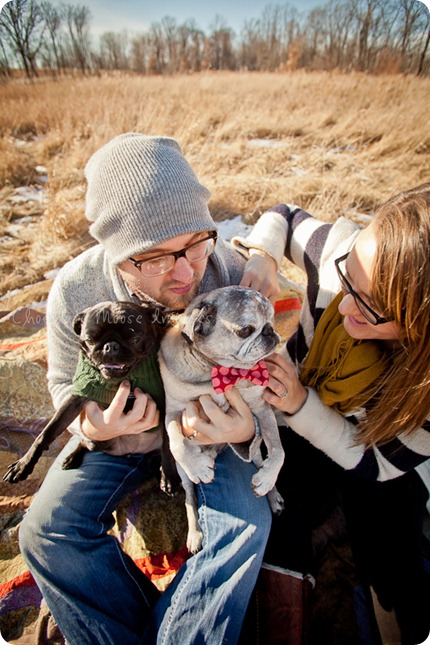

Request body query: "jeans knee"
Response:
[19, 506, 42, 566]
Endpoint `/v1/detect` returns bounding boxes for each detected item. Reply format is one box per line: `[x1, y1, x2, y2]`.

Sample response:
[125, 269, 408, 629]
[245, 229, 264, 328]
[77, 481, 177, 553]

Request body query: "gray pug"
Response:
[158, 285, 285, 553]
[4, 301, 179, 495]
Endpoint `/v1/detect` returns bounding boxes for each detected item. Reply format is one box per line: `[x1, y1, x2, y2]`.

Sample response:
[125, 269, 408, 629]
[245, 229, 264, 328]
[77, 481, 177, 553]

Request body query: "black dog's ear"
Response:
[181, 303, 217, 345]
[72, 311, 87, 336]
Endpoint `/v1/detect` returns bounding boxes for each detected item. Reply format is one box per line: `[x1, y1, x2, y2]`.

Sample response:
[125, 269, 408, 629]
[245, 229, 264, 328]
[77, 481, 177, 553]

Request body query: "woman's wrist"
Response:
[249, 247, 277, 269]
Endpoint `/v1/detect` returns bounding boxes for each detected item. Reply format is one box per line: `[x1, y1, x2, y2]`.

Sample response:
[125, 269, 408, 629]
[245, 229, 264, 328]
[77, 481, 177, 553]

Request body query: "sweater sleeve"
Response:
[282, 388, 430, 482]
[46, 274, 82, 411]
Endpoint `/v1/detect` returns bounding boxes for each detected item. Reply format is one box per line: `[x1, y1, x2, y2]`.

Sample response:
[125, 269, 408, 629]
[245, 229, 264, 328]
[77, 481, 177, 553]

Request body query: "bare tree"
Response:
[98, 30, 129, 70]
[207, 15, 236, 70]
[417, 26, 430, 75]
[63, 3, 92, 74]
[0, 0, 45, 78]
[130, 33, 150, 73]
[40, 1, 64, 74]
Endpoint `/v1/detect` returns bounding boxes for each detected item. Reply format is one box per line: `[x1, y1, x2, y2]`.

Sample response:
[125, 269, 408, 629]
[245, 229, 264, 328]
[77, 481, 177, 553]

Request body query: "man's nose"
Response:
[170, 255, 194, 282]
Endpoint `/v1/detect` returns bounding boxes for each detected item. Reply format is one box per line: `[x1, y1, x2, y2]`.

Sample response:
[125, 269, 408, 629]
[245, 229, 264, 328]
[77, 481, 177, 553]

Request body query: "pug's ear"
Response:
[72, 310, 88, 336]
[181, 303, 217, 346]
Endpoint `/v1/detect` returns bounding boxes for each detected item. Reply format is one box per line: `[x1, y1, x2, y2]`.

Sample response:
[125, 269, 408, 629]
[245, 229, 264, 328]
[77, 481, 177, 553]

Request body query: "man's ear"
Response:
[181, 303, 217, 346]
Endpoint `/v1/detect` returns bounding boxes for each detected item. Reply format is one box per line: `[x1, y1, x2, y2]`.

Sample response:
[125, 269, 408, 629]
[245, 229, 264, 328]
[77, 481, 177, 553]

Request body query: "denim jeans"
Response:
[19, 436, 271, 645]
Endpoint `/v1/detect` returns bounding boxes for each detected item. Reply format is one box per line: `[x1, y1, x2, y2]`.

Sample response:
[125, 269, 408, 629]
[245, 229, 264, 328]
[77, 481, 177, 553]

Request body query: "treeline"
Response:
[0, 0, 429, 79]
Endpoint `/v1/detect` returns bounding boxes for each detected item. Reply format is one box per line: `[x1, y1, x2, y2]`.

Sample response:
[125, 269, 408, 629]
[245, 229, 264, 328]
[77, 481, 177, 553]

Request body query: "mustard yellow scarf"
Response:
[299, 293, 388, 414]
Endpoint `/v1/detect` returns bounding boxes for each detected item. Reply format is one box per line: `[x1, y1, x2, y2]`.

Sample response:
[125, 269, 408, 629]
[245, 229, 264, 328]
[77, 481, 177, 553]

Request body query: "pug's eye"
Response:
[235, 325, 255, 339]
[129, 335, 142, 345]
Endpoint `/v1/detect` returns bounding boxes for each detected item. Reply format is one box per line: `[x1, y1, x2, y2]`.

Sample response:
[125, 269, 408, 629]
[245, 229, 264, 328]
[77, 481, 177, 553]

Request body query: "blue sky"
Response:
[84, 0, 324, 36]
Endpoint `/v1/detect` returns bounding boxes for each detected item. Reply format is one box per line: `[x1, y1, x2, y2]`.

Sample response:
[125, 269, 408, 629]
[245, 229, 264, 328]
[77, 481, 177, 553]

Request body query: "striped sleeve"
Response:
[284, 389, 430, 481]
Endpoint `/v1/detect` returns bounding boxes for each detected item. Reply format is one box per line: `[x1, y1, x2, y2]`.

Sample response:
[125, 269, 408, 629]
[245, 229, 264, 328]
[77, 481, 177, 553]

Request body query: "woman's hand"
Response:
[181, 387, 255, 445]
[263, 352, 308, 415]
[81, 380, 160, 446]
[240, 250, 281, 304]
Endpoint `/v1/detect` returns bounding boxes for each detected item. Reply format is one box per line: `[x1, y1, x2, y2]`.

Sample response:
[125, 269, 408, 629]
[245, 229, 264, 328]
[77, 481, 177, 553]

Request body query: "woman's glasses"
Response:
[334, 252, 391, 326]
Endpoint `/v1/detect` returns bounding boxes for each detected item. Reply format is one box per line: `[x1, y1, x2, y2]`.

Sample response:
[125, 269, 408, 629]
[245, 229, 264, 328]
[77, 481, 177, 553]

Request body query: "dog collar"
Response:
[211, 360, 269, 394]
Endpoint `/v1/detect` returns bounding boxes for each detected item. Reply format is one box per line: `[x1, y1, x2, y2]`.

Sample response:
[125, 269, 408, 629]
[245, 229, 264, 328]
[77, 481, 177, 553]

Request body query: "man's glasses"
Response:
[334, 252, 391, 326]
[129, 231, 217, 277]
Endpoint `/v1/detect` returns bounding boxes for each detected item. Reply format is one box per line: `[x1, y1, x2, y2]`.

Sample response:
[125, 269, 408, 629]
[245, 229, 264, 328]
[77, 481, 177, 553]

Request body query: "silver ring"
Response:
[187, 430, 200, 440]
[278, 388, 288, 398]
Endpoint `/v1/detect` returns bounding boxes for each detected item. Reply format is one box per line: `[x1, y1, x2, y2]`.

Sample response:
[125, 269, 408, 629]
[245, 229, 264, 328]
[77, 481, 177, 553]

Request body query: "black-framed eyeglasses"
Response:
[334, 252, 391, 326]
[129, 231, 217, 277]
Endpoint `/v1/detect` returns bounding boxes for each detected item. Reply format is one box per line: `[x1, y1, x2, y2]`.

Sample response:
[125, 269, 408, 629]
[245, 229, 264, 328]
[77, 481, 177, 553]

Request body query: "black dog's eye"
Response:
[129, 336, 142, 345]
[235, 325, 255, 339]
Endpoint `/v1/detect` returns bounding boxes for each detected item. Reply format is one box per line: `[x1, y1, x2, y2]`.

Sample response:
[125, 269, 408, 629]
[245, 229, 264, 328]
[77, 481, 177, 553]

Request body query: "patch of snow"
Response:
[290, 166, 307, 176]
[44, 268, 61, 280]
[27, 300, 48, 311]
[217, 215, 253, 241]
[326, 145, 357, 156]
[247, 138, 291, 149]
[0, 288, 21, 300]
[9, 185, 44, 204]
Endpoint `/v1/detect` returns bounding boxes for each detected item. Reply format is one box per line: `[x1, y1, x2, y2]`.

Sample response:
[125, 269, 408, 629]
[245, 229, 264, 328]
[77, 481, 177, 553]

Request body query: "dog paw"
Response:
[267, 487, 284, 515]
[3, 460, 28, 483]
[187, 529, 203, 554]
[187, 462, 215, 485]
[160, 469, 182, 497]
[251, 470, 278, 499]
[180, 454, 215, 484]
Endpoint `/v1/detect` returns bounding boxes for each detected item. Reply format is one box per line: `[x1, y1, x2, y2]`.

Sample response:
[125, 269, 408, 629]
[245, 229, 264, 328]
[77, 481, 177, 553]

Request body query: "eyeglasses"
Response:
[129, 231, 217, 277]
[334, 252, 391, 326]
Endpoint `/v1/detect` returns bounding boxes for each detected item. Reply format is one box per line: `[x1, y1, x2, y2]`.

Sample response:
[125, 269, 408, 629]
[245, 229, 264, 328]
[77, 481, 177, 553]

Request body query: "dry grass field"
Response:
[0, 70, 429, 308]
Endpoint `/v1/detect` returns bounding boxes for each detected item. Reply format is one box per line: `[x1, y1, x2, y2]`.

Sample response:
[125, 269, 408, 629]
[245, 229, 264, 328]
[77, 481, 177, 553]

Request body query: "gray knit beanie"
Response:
[85, 133, 216, 266]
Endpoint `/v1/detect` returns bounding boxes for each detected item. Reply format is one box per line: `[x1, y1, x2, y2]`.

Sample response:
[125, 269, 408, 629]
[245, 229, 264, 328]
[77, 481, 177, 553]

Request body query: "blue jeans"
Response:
[19, 436, 271, 645]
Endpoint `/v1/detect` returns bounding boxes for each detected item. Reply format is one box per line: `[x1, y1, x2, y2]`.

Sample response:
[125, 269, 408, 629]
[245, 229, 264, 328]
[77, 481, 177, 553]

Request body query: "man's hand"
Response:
[181, 388, 255, 444]
[81, 380, 161, 450]
[240, 250, 281, 304]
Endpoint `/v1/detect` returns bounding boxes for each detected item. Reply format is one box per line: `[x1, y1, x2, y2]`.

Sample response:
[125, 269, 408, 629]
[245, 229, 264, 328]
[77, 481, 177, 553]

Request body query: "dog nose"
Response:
[103, 341, 120, 355]
[262, 323, 274, 336]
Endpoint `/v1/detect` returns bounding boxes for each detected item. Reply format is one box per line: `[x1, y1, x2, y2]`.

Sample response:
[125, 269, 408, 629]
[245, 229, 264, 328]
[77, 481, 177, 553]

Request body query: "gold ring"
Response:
[187, 430, 200, 440]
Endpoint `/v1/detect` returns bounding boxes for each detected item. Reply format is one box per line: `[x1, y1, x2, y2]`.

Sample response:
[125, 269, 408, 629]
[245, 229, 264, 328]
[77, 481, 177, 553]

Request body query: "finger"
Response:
[223, 386, 248, 413]
[184, 400, 210, 425]
[265, 351, 290, 368]
[267, 374, 287, 397]
[198, 394, 231, 425]
[239, 273, 253, 289]
[124, 388, 149, 421]
[105, 380, 132, 422]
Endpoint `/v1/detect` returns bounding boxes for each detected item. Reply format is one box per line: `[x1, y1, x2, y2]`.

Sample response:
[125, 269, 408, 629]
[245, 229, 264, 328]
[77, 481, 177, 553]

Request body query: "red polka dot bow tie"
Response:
[211, 360, 269, 394]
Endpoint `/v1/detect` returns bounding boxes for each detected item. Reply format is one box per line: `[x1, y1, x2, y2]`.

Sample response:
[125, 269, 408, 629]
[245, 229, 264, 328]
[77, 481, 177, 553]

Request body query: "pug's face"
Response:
[181, 286, 280, 368]
[73, 301, 156, 380]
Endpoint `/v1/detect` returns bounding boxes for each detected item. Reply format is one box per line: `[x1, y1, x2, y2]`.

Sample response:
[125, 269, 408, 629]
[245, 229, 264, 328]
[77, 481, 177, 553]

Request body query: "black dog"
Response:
[3, 301, 179, 495]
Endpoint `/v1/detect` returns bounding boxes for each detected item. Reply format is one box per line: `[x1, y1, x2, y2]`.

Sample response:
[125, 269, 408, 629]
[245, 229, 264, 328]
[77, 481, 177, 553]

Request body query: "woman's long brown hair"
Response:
[358, 182, 430, 446]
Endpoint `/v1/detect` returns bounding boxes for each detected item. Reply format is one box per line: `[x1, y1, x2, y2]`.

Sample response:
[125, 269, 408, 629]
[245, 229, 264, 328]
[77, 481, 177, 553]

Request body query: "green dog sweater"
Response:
[71, 345, 165, 420]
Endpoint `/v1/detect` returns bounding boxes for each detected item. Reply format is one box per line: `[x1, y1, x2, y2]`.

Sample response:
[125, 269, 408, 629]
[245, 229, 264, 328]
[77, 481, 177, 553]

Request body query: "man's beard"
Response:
[161, 284, 200, 310]
[124, 271, 204, 311]
[160, 279, 201, 310]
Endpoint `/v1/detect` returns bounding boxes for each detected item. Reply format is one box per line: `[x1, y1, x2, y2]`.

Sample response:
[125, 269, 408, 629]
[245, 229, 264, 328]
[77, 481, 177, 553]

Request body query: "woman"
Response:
[236, 183, 430, 644]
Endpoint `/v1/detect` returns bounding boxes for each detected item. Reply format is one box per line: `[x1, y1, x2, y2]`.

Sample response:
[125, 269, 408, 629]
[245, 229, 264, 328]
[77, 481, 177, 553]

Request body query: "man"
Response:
[19, 133, 278, 644]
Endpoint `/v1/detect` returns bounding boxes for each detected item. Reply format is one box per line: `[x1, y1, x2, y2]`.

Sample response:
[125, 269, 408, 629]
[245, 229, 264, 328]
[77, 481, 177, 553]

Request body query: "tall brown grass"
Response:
[0, 71, 429, 302]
